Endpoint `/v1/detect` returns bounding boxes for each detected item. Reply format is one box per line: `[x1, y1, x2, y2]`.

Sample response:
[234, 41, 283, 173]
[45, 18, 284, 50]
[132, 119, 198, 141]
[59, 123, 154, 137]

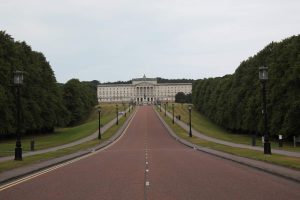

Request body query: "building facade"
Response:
[97, 75, 192, 103]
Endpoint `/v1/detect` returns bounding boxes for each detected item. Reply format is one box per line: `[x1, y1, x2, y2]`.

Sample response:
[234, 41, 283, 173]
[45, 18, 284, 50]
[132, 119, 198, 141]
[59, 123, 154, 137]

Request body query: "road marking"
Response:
[145, 181, 150, 186]
[0, 109, 138, 192]
[146, 169, 149, 172]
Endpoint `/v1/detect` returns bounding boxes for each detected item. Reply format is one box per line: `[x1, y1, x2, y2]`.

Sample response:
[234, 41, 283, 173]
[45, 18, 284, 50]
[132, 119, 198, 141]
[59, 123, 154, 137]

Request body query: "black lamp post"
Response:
[123, 103, 126, 117]
[14, 70, 23, 161]
[98, 107, 101, 139]
[259, 66, 271, 154]
[188, 105, 192, 137]
[164, 103, 167, 116]
[172, 103, 175, 124]
[116, 104, 119, 125]
[160, 103, 161, 112]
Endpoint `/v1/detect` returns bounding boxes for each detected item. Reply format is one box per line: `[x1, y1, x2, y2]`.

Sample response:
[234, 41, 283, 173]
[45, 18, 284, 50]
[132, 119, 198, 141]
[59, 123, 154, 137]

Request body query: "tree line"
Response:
[175, 92, 192, 103]
[0, 31, 97, 137]
[192, 35, 300, 139]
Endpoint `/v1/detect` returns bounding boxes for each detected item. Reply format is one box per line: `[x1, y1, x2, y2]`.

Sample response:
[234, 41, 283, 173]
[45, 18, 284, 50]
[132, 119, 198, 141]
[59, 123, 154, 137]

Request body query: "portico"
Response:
[97, 75, 192, 104]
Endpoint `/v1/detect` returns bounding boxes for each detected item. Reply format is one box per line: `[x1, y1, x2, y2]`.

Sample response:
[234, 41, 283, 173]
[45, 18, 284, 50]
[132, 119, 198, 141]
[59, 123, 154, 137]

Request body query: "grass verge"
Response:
[158, 108, 300, 170]
[0, 103, 129, 157]
[164, 103, 300, 152]
[0, 114, 128, 173]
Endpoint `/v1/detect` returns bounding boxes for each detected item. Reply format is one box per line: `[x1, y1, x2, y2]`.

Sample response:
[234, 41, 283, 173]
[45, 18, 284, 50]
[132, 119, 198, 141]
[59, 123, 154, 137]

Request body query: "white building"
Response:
[97, 75, 192, 103]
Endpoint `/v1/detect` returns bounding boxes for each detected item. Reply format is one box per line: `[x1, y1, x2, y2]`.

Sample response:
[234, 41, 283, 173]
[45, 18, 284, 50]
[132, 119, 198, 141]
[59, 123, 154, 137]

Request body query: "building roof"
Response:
[132, 74, 157, 82]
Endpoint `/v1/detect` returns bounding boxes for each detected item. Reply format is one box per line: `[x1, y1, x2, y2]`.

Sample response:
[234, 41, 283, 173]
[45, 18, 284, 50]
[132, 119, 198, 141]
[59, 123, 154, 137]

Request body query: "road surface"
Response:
[0, 106, 299, 200]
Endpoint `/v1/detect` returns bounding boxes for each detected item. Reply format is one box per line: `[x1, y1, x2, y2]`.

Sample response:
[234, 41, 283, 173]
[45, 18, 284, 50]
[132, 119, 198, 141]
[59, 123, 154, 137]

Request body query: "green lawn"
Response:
[0, 103, 130, 157]
[163, 103, 300, 152]
[0, 115, 128, 173]
[158, 110, 300, 170]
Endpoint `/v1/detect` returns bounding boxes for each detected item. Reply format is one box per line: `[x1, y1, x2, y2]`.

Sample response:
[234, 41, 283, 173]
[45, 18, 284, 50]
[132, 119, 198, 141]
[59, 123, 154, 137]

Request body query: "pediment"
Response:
[134, 82, 156, 86]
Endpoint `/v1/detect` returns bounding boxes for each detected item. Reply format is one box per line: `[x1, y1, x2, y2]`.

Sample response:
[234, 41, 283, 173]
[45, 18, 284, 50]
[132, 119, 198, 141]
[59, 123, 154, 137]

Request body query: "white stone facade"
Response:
[97, 76, 192, 103]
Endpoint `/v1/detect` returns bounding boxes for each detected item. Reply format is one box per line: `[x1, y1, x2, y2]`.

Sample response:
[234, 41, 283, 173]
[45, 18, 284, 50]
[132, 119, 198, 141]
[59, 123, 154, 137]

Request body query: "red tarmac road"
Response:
[1, 106, 300, 200]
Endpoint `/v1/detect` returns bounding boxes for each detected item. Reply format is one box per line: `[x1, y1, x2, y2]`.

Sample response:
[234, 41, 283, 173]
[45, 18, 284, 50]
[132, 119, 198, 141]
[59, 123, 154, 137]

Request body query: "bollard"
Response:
[30, 140, 35, 151]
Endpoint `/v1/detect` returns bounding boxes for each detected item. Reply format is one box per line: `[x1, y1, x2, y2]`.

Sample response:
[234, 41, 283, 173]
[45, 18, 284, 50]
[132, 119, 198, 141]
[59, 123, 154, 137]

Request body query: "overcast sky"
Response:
[1, 0, 300, 83]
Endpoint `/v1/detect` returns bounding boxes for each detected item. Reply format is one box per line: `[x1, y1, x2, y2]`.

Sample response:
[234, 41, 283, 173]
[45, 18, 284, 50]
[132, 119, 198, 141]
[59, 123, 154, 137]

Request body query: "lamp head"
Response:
[259, 66, 268, 81]
[13, 70, 24, 85]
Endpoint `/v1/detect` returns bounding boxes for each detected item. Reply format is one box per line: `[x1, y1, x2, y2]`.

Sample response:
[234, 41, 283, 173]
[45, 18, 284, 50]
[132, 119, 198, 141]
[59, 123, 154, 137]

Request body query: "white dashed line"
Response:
[145, 181, 150, 186]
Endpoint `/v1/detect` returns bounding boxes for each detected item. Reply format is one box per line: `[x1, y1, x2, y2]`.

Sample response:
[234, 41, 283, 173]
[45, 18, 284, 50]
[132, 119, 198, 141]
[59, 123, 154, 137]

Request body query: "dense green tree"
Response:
[0, 31, 97, 137]
[63, 79, 97, 125]
[175, 92, 186, 103]
[193, 35, 300, 138]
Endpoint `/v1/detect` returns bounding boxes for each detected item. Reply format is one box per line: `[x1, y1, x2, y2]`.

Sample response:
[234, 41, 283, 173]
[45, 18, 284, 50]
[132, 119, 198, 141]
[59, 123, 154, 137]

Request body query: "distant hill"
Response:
[193, 35, 300, 138]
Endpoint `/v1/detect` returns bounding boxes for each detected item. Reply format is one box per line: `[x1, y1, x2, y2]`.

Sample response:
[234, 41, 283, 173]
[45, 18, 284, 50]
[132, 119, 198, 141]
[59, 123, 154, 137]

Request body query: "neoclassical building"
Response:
[97, 75, 192, 103]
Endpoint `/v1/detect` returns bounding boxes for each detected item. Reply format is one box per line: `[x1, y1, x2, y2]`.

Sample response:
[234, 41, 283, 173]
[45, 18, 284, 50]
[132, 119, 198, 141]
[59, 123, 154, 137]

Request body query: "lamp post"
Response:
[164, 103, 167, 117]
[188, 105, 192, 137]
[172, 103, 175, 124]
[259, 66, 271, 154]
[122, 103, 126, 117]
[160, 104, 161, 112]
[98, 107, 101, 139]
[116, 104, 119, 125]
[14, 70, 24, 161]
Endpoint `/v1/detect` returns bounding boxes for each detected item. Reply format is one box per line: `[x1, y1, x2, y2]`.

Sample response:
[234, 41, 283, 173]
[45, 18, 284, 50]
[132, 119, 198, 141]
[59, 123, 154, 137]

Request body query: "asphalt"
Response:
[161, 107, 300, 158]
[0, 106, 299, 200]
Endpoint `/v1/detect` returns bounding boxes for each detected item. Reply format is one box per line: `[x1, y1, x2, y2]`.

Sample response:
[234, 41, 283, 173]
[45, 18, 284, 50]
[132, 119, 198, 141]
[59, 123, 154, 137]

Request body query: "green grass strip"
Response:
[0, 115, 128, 173]
[164, 103, 300, 152]
[158, 108, 300, 170]
[0, 103, 128, 157]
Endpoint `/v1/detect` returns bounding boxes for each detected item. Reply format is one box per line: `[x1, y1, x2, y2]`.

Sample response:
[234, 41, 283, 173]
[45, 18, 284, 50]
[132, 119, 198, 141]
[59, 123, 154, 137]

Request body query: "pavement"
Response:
[161, 106, 300, 158]
[0, 106, 299, 200]
[0, 107, 131, 163]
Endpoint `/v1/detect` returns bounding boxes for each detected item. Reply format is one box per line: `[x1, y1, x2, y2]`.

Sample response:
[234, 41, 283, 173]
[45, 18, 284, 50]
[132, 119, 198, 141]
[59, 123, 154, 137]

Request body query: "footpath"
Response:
[0, 108, 136, 184]
[0, 108, 131, 163]
[155, 108, 300, 183]
[161, 107, 300, 158]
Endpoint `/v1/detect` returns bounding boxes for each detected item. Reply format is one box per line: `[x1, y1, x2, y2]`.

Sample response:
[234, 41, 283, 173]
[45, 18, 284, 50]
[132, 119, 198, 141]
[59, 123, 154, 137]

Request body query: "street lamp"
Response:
[98, 107, 101, 139]
[14, 70, 24, 160]
[259, 66, 271, 154]
[172, 103, 175, 124]
[160, 103, 161, 112]
[164, 103, 167, 116]
[123, 103, 126, 117]
[116, 104, 119, 125]
[188, 105, 192, 137]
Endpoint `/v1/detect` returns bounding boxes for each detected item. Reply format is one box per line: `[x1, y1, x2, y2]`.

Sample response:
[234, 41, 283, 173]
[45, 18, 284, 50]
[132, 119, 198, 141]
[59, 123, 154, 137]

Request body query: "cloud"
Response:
[1, 0, 300, 82]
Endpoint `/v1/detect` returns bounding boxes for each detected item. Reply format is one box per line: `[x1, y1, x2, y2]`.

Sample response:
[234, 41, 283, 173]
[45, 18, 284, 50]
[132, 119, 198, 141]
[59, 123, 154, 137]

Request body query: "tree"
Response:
[175, 92, 186, 103]
[192, 35, 300, 139]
